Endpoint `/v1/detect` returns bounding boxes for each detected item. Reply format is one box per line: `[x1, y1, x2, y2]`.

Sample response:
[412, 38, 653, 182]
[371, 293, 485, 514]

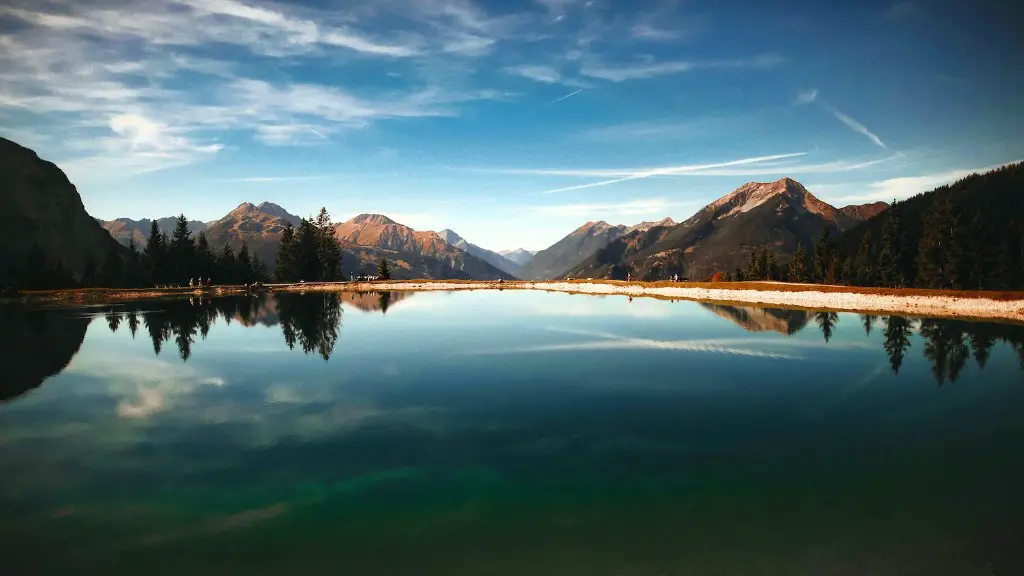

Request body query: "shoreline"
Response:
[282, 279, 1024, 322]
[7, 280, 1024, 322]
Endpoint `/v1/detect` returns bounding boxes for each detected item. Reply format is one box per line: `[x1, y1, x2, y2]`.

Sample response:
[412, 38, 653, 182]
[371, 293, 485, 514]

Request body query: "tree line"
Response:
[712, 162, 1024, 289]
[274, 208, 344, 282]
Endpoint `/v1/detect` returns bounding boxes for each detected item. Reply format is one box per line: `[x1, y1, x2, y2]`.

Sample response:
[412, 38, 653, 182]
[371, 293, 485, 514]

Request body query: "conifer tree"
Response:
[878, 207, 907, 288]
[853, 231, 875, 286]
[275, 223, 296, 282]
[126, 237, 142, 287]
[377, 257, 391, 280]
[964, 211, 991, 290]
[237, 242, 254, 283]
[766, 248, 779, 281]
[744, 249, 761, 281]
[99, 246, 124, 287]
[294, 218, 319, 281]
[812, 228, 834, 284]
[916, 195, 955, 288]
[217, 245, 236, 284]
[787, 242, 808, 283]
[314, 208, 343, 281]
[997, 220, 1023, 289]
[168, 214, 196, 283]
[143, 221, 166, 284]
[195, 232, 213, 281]
[253, 256, 268, 282]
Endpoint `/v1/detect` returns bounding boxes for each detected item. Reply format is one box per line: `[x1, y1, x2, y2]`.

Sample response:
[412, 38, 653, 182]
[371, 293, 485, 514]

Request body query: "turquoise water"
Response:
[2, 291, 1024, 575]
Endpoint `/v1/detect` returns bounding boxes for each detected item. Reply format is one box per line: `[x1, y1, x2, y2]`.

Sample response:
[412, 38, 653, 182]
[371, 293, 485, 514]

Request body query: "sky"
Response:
[1, 0, 1022, 251]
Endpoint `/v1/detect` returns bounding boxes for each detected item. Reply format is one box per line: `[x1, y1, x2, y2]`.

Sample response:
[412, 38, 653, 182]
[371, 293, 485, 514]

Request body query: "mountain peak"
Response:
[437, 229, 463, 244]
[256, 201, 289, 217]
[350, 213, 397, 226]
[705, 177, 834, 220]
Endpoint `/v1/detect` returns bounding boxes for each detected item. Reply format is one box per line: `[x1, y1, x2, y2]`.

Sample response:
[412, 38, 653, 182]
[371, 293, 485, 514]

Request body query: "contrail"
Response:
[310, 129, 329, 141]
[829, 108, 887, 150]
[539, 152, 807, 194]
[548, 88, 583, 104]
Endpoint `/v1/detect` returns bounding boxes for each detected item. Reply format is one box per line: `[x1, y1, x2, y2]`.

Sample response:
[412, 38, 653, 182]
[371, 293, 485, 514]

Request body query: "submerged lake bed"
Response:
[2, 290, 1024, 575]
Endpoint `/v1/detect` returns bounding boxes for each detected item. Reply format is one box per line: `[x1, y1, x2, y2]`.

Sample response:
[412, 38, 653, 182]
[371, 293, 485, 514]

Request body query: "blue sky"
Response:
[1, 0, 1022, 251]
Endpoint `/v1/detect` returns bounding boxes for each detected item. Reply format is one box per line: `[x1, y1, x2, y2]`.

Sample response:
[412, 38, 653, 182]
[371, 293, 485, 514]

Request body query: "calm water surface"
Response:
[2, 290, 1024, 575]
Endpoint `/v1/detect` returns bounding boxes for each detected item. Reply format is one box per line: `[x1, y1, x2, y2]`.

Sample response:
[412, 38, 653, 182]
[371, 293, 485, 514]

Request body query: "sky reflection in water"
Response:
[2, 291, 1023, 575]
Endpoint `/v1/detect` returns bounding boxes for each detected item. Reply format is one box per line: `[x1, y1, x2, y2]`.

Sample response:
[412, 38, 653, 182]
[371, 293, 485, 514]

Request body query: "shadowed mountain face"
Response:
[0, 305, 90, 402]
[99, 217, 207, 247]
[565, 178, 888, 281]
[518, 221, 629, 280]
[0, 138, 126, 281]
[437, 229, 521, 277]
[700, 303, 810, 335]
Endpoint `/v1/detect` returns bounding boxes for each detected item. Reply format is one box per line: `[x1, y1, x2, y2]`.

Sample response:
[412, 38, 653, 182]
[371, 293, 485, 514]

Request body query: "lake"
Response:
[2, 290, 1024, 575]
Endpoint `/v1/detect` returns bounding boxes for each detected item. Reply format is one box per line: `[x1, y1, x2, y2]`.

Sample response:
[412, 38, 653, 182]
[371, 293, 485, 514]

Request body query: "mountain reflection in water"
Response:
[2, 294, 1023, 405]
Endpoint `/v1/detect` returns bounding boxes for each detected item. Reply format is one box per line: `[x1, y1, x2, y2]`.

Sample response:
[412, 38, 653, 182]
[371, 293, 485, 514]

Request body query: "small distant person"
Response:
[189, 278, 194, 288]
[626, 272, 632, 283]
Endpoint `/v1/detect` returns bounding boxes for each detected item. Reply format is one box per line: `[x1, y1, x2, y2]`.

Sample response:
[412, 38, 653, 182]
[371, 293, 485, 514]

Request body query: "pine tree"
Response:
[997, 220, 1023, 290]
[99, 246, 124, 287]
[377, 257, 391, 280]
[169, 214, 196, 283]
[840, 257, 854, 286]
[294, 218, 319, 281]
[853, 231, 875, 286]
[125, 237, 142, 287]
[812, 228, 834, 284]
[964, 211, 990, 290]
[217, 245, 236, 284]
[916, 195, 955, 288]
[314, 207, 342, 281]
[143, 221, 166, 285]
[195, 231, 213, 282]
[744, 249, 761, 281]
[757, 245, 771, 280]
[765, 248, 778, 280]
[878, 208, 907, 288]
[275, 223, 296, 282]
[237, 242, 254, 283]
[734, 267, 744, 283]
[253, 256, 268, 282]
[787, 242, 808, 283]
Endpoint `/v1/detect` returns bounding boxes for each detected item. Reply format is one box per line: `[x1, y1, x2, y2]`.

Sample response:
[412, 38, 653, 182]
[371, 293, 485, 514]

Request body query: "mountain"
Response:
[838, 202, 888, 221]
[499, 248, 536, 266]
[437, 229, 521, 276]
[626, 217, 676, 234]
[334, 214, 515, 280]
[1, 305, 90, 402]
[0, 137, 126, 284]
[518, 220, 629, 280]
[565, 178, 887, 281]
[700, 304, 809, 335]
[100, 217, 207, 246]
[204, 201, 302, 265]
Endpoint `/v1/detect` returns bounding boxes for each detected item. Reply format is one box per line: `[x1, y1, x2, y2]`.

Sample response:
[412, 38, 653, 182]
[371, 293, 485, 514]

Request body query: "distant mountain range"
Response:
[498, 248, 536, 266]
[29, 136, 1024, 288]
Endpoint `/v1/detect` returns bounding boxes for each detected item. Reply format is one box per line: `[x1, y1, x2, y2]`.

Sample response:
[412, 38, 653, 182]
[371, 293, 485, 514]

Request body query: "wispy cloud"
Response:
[830, 107, 888, 149]
[526, 198, 689, 218]
[829, 161, 1024, 203]
[504, 65, 562, 84]
[629, 24, 682, 42]
[796, 88, 818, 104]
[222, 175, 338, 183]
[465, 328, 800, 359]
[580, 54, 782, 82]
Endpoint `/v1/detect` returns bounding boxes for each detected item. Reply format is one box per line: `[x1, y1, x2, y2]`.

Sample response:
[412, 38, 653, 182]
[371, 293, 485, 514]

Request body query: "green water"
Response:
[2, 291, 1023, 575]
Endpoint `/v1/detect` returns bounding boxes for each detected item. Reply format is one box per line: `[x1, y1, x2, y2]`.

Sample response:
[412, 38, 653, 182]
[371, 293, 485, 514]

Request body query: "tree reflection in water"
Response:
[82, 296, 1024, 385]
